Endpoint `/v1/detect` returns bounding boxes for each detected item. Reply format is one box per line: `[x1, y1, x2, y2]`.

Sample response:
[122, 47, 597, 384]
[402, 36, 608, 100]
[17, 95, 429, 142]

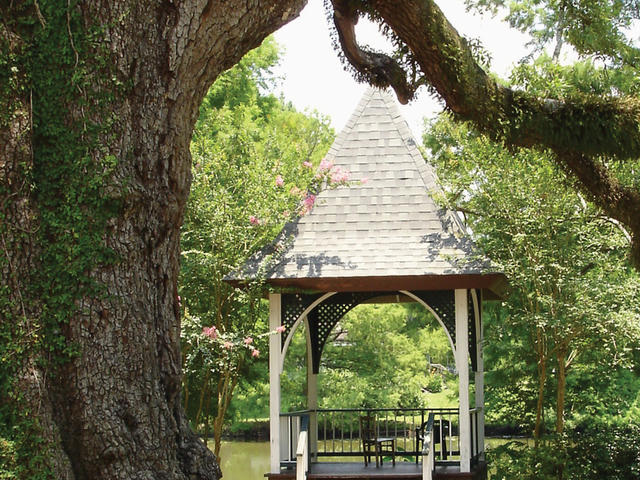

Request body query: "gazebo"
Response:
[227, 89, 506, 480]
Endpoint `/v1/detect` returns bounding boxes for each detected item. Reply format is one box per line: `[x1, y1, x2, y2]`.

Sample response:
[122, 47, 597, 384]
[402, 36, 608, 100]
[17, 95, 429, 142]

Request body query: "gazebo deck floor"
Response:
[266, 461, 487, 480]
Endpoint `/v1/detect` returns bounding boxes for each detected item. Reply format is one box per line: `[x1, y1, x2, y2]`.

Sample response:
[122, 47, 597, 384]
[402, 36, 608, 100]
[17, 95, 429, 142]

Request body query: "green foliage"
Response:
[179, 37, 335, 442]
[425, 112, 640, 435]
[568, 422, 640, 480]
[424, 373, 443, 393]
[489, 438, 567, 480]
[489, 424, 640, 480]
[466, 0, 640, 68]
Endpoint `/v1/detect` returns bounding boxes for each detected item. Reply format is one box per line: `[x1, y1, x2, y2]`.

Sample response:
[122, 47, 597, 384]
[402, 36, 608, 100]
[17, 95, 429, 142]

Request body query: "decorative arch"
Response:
[278, 289, 479, 375]
[400, 290, 456, 355]
[279, 292, 336, 373]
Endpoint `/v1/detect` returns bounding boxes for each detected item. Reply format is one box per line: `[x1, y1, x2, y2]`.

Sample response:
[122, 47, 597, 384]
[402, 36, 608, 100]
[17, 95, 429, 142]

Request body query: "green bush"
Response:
[566, 423, 640, 480]
[425, 373, 443, 393]
[488, 426, 640, 480]
[488, 439, 566, 480]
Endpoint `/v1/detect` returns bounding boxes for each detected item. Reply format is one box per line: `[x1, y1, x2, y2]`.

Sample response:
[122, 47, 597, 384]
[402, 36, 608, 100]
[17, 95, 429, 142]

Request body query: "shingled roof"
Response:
[228, 88, 505, 295]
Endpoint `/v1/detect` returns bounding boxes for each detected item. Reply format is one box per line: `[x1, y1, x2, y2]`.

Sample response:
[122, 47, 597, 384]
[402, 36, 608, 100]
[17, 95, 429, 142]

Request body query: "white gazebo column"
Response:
[473, 290, 485, 459]
[305, 317, 319, 461]
[269, 293, 282, 474]
[455, 289, 471, 472]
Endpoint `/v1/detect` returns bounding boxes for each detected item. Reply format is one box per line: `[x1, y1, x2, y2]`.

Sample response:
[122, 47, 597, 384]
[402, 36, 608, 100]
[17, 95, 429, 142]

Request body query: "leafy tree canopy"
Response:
[179, 36, 334, 457]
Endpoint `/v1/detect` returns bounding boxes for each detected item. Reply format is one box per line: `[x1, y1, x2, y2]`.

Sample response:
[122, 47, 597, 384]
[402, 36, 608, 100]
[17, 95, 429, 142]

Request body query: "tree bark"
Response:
[534, 328, 547, 443]
[555, 348, 567, 435]
[1, 1, 306, 479]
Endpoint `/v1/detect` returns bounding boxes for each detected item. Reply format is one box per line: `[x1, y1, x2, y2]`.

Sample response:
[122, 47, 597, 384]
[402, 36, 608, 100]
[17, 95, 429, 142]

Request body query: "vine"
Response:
[1, 1, 122, 477]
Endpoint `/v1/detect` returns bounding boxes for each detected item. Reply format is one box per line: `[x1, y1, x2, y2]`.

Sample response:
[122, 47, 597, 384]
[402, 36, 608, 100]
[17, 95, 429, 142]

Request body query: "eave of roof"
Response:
[226, 88, 507, 297]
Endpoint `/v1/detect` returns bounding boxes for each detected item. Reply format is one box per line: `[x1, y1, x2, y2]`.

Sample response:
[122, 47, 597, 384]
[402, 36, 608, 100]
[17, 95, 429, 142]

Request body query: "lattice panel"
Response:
[308, 292, 385, 373]
[413, 290, 480, 372]
[413, 290, 456, 345]
[280, 293, 322, 350]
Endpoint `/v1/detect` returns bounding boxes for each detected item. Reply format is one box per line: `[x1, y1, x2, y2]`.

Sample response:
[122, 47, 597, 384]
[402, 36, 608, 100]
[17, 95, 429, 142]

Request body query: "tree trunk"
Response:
[1, 1, 306, 479]
[534, 327, 547, 442]
[555, 349, 567, 435]
[534, 353, 547, 442]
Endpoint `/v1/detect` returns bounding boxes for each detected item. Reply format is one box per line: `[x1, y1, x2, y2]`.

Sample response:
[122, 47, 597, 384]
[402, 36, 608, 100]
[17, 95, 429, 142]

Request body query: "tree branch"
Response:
[330, 0, 420, 103]
[560, 152, 640, 265]
[328, 0, 640, 266]
[363, 0, 640, 160]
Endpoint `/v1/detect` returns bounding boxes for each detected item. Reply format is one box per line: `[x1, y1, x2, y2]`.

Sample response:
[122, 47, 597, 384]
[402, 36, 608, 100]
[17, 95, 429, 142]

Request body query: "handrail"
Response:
[421, 413, 435, 480]
[281, 407, 458, 415]
[281, 409, 313, 417]
[296, 431, 308, 480]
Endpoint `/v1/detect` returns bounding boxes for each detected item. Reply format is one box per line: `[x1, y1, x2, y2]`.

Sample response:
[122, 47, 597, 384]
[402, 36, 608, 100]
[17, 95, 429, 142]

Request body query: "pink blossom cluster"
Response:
[318, 158, 333, 172]
[329, 166, 350, 184]
[201, 327, 263, 358]
[249, 215, 260, 225]
[202, 325, 218, 339]
[290, 186, 304, 197]
[275, 175, 284, 187]
[244, 337, 260, 357]
[300, 193, 316, 215]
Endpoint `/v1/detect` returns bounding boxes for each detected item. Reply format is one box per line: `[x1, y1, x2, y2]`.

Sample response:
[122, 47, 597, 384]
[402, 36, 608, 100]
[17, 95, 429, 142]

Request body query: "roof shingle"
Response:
[228, 88, 504, 293]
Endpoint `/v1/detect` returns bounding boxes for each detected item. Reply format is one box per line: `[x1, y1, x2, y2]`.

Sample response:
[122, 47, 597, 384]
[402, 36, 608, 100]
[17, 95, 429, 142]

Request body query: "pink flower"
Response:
[290, 186, 304, 197]
[304, 194, 316, 209]
[275, 175, 284, 187]
[202, 326, 217, 339]
[276, 325, 286, 333]
[302, 161, 313, 168]
[223, 341, 233, 350]
[251, 349, 260, 358]
[330, 166, 350, 184]
[318, 158, 333, 172]
[249, 215, 259, 225]
[300, 194, 316, 215]
[244, 337, 253, 345]
[361, 177, 369, 184]
[177, 295, 182, 307]
[282, 210, 290, 218]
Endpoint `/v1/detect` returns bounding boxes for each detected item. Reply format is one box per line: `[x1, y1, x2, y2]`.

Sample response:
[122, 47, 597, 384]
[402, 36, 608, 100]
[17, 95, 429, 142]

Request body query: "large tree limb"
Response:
[335, 0, 640, 160]
[330, 0, 640, 266]
[331, 0, 418, 104]
[561, 152, 640, 266]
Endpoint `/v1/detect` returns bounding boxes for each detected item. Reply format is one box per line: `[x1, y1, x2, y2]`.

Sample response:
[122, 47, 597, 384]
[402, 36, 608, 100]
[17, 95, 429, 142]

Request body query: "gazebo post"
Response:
[305, 316, 319, 462]
[455, 289, 471, 473]
[473, 291, 486, 459]
[269, 293, 282, 474]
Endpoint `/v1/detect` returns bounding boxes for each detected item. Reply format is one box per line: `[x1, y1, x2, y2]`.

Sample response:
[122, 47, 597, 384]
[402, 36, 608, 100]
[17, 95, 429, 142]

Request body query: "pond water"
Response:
[217, 441, 270, 480]
[215, 438, 530, 480]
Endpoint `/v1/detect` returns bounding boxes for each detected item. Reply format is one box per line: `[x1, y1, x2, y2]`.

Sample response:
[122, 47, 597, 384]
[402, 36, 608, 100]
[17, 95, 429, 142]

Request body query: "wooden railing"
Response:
[280, 412, 310, 466]
[280, 407, 465, 463]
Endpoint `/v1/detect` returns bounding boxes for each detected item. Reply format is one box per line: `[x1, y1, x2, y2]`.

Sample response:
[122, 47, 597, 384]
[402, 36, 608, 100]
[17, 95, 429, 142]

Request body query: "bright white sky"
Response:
[273, 0, 531, 138]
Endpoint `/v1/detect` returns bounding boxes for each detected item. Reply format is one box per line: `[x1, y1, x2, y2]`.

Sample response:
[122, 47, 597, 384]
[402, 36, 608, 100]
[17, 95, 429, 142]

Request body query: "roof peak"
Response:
[227, 88, 504, 294]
